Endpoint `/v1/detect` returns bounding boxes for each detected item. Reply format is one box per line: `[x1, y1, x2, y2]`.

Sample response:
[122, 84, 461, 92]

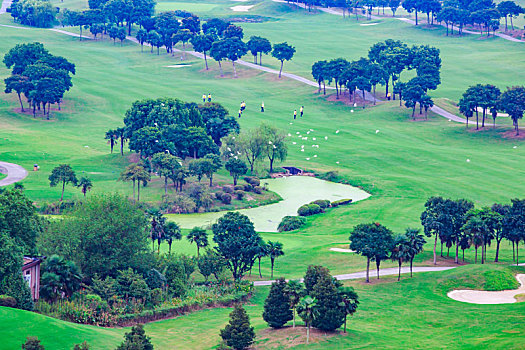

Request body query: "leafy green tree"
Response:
[220, 304, 255, 350]
[350, 223, 394, 282]
[3, 42, 49, 75]
[4, 74, 32, 111]
[203, 154, 223, 186]
[116, 324, 153, 350]
[263, 278, 293, 328]
[0, 233, 33, 310]
[197, 249, 225, 282]
[191, 34, 215, 70]
[187, 126, 218, 158]
[272, 42, 296, 78]
[311, 60, 328, 94]
[155, 11, 180, 53]
[491, 203, 511, 262]
[152, 152, 182, 195]
[259, 124, 287, 173]
[504, 199, 525, 265]
[284, 279, 304, 328]
[77, 177, 93, 197]
[198, 103, 240, 146]
[225, 158, 248, 186]
[188, 158, 210, 182]
[105, 129, 118, 153]
[310, 270, 345, 331]
[186, 227, 208, 257]
[147, 30, 162, 55]
[40, 255, 82, 299]
[212, 212, 261, 280]
[0, 189, 43, 255]
[222, 24, 244, 39]
[119, 163, 150, 202]
[338, 286, 359, 333]
[297, 296, 319, 344]
[499, 86, 525, 136]
[403, 80, 425, 120]
[246, 36, 272, 65]
[255, 240, 268, 278]
[49, 164, 78, 201]
[10, 0, 56, 28]
[163, 221, 182, 255]
[187, 183, 213, 212]
[22, 337, 45, 350]
[136, 28, 148, 52]
[266, 241, 284, 279]
[202, 18, 230, 37]
[39, 193, 151, 280]
[210, 39, 228, 77]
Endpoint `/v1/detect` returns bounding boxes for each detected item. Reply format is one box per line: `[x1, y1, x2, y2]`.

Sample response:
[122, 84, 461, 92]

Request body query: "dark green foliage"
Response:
[115, 268, 151, 301]
[277, 216, 306, 232]
[263, 278, 292, 328]
[161, 256, 188, 297]
[235, 190, 245, 200]
[0, 233, 33, 310]
[144, 269, 167, 290]
[310, 271, 345, 331]
[21, 336, 45, 350]
[116, 324, 154, 350]
[311, 199, 331, 209]
[252, 186, 263, 194]
[0, 189, 43, 255]
[10, 0, 56, 27]
[197, 250, 226, 282]
[331, 199, 352, 207]
[220, 304, 255, 350]
[212, 212, 261, 280]
[222, 186, 234, 194]
[243, 176, 260, 187]
[221, 193, 232, 204]
[39, 255, 82, 301]
[303, 265, 331, 294]
[0, 294, 17, 307]
[297, 203, 322, 216]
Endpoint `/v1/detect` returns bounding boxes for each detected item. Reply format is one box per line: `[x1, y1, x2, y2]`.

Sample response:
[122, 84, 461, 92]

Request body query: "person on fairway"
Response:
[293, 110, 297, 119]
[300, 106, 304, 117]
[238, 109, 242, 118]
[208, 93, 212, 102]
[202, 94, 206, 103]
[261, 101, 264, 112]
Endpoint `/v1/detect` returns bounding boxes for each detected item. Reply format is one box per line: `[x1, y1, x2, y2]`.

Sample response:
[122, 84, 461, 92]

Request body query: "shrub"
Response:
[116, 324, 153, 350]
[243, 183, 253, 192]
[162, 195, 196, 214]
[262, 278, 292, 328]
[243, 176, 260, 187]
[222, 186, 234, 194]
[220, 305, 255, 350]
[235, 190, 245, 200]
[297, 204, 322, 216]
[311, 199, 331, 209]
[234, 185, 245, 191]
[22, 336, 45, 350]
[252, 186, 263, 194]
[215, 191, 224, 200]
[331, 199, 352, 207]
[221, 193, 232, 204]
[311, 271, 345, 331]
[0, 294, 17, 307]
[277, 216, 306, 232]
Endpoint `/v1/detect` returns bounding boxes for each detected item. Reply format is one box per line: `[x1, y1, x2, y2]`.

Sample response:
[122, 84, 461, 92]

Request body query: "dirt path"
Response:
[448, 274, 525, 304]
[0, 161, 28, 186]
[253, 266, 456, 286]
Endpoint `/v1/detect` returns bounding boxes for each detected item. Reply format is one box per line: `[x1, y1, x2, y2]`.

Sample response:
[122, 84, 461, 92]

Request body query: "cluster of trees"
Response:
[421, 196, 525, 265]
[3, 43, 75, 118]
[9, 0, 57, 28]
[350, 223, 426, 282]
[264, 266, 359, 342]
[48, 164, 92, 201]
[459, 85, 525, 135]
[312, 39, 441, 117]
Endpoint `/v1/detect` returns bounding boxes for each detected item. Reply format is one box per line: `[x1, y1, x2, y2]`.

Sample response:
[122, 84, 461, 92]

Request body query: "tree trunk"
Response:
[362, 90, 366, 108]
[292, 307, 296, 328]
[517, 243, 519, 265]
[475, 246, 478, 264]
[481, 241, 485, 264]
[505, 16, 508, 32]
[476, 109, 479, 129]
[323, 81, 326, 95]
[513, 241, 515, 261]
[366, 257, 370, 282]
[259, 52, 262, 66]
[271, 257, 274, 278]
[164, 177, 168, 195]
[279, 61, 284, 78]
[269, 158, 274, 173]
[373, 85, 376, 105]
[17, 93, 24, 112]
[60, 181, 65, 201]
[209, 174, 213, 187]
[433, 233, 437, 265]
[398, 260, 401, 281]
[120, 138, 124, 156]
[137, 181, 141, 202]
[306, 325, 310, 344]
[482, 108, 486, 128]
[343, 315, 347, 333]
[376, 259, 380, 279]
[218, 61, 223, 77]
[132, 179, 136, 203]
[232, 61, 237, 78]
[455, 237, 459, 264]
[415, 11, 418, 25]
[258, 257, 262, 278]
[410, 258, 413, 277]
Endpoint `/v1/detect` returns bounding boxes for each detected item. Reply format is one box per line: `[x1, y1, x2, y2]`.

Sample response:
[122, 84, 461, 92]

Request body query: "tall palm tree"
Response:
[404, 228, 426, 277]
[338, 286, 359, 333]
[77, 177, 93, 197]
[391, 234, 412, 281]
[462, 214, 488, 264]
[284, 279, 304, 328]
[297, 296, 319, 344]
[164, 221, 182, 255]
[119, 163, 150, 203]
[256, 240, 268, 278]
[267, 240, 284, 278]
[186, 227, 208, 257]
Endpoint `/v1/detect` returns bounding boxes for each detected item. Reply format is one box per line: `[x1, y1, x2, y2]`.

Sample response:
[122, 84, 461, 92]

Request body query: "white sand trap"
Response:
[330, 248, 355, 253]
[164, 65, 191, 68]
[475, 107, 508, 117]
[231, 5, 254, 11]
[448, 274, 525, 304]
[231, 0, 248, 1]
[360, 23, 380, 26]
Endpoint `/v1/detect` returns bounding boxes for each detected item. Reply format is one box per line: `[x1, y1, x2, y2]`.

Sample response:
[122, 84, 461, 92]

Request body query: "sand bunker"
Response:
[360, 23, 379, 26]
[164, 65, 191, 68]
[231, 5, 254, 11]
[330, 248, 355, 253]
[448, 274, 525, 304]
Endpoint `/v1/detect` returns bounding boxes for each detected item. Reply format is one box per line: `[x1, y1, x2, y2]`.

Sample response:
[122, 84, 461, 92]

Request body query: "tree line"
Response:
[312, 39, 441, 117]
[459, 84, 525, 135]
[421, 196, 525, 265]
[3, 43, 75, 118]
[288, 0, 524, 36]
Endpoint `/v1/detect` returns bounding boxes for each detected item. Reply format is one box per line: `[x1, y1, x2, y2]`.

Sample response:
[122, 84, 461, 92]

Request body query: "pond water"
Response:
[167, 176, 371, 232]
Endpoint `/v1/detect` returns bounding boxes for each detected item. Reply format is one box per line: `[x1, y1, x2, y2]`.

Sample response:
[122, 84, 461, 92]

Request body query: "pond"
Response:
[167, 176, 371, 232]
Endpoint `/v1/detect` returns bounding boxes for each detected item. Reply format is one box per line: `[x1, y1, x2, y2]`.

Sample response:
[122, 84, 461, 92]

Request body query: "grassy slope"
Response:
[2, 265, 525, 349]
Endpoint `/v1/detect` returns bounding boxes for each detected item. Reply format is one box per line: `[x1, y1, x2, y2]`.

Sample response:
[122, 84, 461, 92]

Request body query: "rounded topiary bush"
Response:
[215, 191, 224, 200]
[277, 216, 306, 232]
[243, 184, 253, 192]
[311, 199, 331, 209]
[0, 295, 17, 308]
[234, 185, 245, 191]
[331, 199, 352, 207]
[252, 186, 263, 194]
[222, 186, 234, 194]
[244, 176, 261, 187]
[298, 204, 322, 216]
[235, 190, 245, 200]
[221, 193, 232, 204]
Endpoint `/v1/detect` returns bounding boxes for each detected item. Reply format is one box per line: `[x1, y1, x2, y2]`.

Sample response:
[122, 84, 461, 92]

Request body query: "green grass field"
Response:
[1, 0, 525, 348]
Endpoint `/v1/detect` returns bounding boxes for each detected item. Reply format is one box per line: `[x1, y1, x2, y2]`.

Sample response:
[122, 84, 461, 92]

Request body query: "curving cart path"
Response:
[448, 274, 525, 304]
[0, 161, 28, 186]
[253, 266, 456, 286]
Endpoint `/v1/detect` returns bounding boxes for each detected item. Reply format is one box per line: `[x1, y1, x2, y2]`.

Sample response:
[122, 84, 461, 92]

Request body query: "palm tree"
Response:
[297, 296, 319, 344]
[119, 163, 150, 203]
[338, 286, 359, 333]
[404, 228, 426, 277]
[391, 234, 411, 281]
[256, 240, 268, 278]
[284, 280, 304, 328]
[148, 209, 166, 253]
[267, 240, 284, 279]
[164, 221, 182, 255]
[186, 227, 208, 257]
[77, 177, 93, 197]
[462, 214, 488, 264]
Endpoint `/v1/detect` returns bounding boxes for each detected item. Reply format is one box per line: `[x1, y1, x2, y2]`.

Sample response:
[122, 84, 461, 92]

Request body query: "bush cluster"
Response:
[331, 199, 352, 207]
[297, 203, 322, 216]
[0, 295, 17, 308]
[277, 216, 306, 232]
